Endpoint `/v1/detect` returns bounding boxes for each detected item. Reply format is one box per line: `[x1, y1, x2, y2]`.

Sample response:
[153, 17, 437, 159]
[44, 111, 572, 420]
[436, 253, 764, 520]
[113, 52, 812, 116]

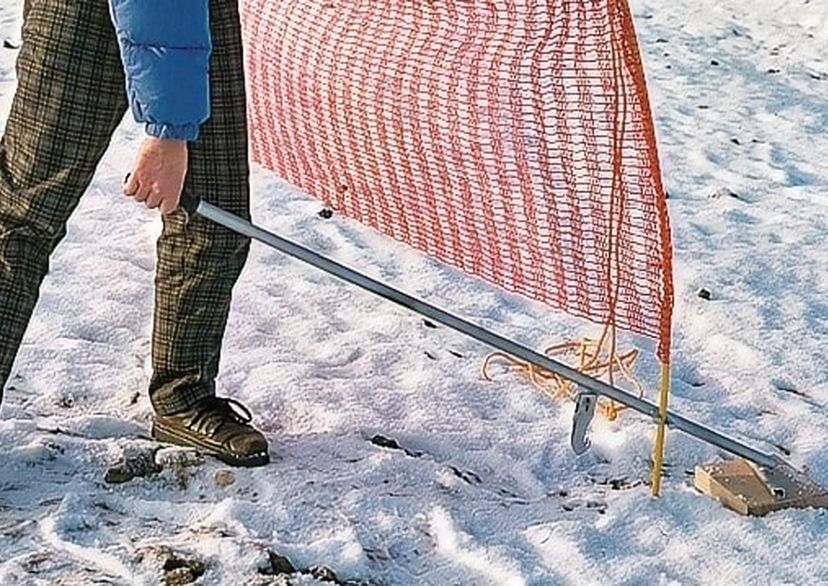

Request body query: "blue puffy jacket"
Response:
[108, 0, 211, 141]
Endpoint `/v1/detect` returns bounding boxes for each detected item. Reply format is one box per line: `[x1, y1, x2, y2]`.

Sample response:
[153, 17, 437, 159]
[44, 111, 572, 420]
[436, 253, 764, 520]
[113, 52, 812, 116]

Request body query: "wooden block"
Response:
[694, 458, 828, 516]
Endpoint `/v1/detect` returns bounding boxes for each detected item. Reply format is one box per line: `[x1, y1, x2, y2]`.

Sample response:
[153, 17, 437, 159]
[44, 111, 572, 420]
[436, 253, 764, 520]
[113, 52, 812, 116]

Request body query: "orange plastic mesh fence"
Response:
[242, 0, 674, 360]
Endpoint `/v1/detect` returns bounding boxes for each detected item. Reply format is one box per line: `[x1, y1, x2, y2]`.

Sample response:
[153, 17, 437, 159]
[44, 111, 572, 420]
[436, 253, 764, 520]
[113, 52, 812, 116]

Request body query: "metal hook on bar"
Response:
[571, 393, 597, 455]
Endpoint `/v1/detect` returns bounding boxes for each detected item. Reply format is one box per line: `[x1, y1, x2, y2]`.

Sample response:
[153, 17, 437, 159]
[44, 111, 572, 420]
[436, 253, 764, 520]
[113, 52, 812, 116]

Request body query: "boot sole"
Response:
[152, 420, 270, 468]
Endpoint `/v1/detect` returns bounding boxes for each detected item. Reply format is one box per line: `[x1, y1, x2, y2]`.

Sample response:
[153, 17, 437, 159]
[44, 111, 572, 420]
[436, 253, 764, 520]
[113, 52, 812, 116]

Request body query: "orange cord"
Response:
[481, 323, 646, 421]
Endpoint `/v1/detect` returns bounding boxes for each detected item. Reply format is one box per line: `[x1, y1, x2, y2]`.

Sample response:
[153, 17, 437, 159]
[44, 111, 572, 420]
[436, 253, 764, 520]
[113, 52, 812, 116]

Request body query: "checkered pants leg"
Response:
[150, 0, 251, 414]
[0, 0, 250, 414]
[0, 0, 129, 402]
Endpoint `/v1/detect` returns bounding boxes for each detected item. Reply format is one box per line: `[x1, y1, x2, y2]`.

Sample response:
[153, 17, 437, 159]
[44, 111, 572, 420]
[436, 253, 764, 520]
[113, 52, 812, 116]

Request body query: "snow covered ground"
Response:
[1, 0, 828, 584]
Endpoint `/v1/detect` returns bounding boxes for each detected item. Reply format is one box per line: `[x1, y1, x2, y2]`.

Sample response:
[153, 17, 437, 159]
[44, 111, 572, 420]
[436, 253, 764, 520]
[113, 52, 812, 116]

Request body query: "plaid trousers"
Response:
[0, 0, 251, 414]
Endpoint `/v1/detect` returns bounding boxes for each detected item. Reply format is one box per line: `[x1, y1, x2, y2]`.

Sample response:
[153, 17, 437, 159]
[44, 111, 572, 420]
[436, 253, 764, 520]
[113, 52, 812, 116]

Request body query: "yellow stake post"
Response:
[651, 362, 671, 495]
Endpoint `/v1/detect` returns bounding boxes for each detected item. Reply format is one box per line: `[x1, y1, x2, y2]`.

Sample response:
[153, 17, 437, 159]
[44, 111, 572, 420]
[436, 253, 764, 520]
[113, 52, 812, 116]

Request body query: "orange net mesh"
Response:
[242, 0, 674, 361]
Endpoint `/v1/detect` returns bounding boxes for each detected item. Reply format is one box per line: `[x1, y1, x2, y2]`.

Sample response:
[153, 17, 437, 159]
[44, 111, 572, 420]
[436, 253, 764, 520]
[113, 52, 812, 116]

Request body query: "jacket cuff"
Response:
[145, 122, 200, 141]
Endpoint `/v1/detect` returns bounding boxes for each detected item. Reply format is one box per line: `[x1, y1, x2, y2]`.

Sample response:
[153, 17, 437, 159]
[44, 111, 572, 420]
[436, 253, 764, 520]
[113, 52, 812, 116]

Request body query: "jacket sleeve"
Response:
[108, 0, 211, 141]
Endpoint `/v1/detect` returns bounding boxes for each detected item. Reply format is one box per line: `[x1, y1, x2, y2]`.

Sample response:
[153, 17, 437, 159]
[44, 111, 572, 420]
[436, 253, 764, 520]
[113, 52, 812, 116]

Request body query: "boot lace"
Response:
[190, 397, 254, 432]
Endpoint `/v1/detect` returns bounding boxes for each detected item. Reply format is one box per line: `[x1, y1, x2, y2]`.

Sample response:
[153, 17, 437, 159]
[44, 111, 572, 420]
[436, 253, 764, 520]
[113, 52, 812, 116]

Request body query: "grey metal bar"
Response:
[193, 198, 778, 469]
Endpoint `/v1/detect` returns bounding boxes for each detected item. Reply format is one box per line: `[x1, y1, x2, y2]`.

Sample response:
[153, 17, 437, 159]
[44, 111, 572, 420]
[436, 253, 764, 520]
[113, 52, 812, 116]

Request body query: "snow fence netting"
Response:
[241, 0, 673, 360]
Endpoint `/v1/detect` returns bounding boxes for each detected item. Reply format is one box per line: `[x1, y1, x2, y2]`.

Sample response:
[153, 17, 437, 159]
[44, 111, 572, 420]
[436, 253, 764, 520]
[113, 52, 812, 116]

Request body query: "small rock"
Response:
[259, 550, 297, 576]
[214, 470, 236, 488]
[775, 443, 792, 456]
[105, 448, 162, 484]
[310, 566, 340, 582]
[3, 39, 20, 49]
[163, 553, 205, 585]
[707, 186, 740, 200]
[369, 434, 402, 451]
[165, 567, 197, 586]
[698, 288, 712, 301]
[710, 59, 720, 66]
[318, 208, 334, 219]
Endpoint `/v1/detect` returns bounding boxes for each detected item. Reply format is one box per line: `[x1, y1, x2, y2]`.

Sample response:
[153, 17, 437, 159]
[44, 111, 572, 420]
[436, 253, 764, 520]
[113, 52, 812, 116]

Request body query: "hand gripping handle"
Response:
[123, 172, 201, 217]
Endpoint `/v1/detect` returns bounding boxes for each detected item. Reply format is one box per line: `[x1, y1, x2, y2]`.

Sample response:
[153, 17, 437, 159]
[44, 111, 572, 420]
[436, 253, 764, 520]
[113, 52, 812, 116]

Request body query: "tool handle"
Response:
[179, 191, 201, 216]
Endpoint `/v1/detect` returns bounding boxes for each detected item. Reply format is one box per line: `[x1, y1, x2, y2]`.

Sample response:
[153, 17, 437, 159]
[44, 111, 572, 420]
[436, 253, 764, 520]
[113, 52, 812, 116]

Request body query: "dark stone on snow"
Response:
[775, 443, 792, 456]
[105, 451, 162, 484]
[259, 550, 297, 575]
[370, 434, 403, 451]
[449, 465, 481, 485]
[163, 553, 206, 585]
[310, 566, 340, 582]
[772, 381, 810, 398]
[369, 434, 422, 458]
[258, 552, 379, 585]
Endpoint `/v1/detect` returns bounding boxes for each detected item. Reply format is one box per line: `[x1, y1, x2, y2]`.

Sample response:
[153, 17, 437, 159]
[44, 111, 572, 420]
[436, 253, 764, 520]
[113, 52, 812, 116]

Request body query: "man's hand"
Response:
[124, 137, 188, 215]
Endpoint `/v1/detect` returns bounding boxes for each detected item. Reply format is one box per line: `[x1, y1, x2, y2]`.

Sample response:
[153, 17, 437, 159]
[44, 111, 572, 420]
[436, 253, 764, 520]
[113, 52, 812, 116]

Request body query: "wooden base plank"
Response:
[694, 458, 828, 516]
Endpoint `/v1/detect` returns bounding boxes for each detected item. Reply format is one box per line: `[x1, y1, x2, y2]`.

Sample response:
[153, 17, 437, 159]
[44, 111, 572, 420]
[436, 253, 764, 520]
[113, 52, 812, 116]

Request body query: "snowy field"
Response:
[2, 0, 828, 584]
